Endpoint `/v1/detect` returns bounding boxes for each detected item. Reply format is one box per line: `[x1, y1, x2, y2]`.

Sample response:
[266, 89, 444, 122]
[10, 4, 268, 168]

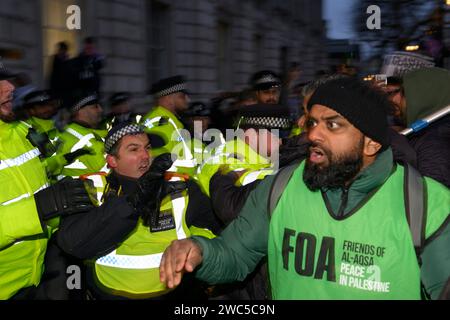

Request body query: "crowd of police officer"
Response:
[1, 53, 304, 300]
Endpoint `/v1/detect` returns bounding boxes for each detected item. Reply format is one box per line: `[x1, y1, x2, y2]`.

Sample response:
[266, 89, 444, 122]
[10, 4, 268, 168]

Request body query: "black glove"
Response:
[148, 153, 174, 174]
[35, 177, 96, 220]
[63, 147, 94, 164]
[126, 153, 185, 227]
[126, 153, 173, 212]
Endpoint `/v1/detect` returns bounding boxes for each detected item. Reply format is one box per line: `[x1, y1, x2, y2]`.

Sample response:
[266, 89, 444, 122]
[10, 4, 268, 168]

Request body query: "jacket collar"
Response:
[323, 148, 394, 217]
[346, 148, 394, 195]
[107, 171, 138, 195]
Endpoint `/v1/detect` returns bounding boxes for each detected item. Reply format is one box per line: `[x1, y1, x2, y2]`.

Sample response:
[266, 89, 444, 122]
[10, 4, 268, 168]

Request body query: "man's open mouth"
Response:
[309, 146, 327, 164]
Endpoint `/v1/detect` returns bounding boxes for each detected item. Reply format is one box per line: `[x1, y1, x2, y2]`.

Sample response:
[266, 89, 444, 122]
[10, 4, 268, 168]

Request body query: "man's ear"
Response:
[106, 154, 118, 169]
[364, 137, 382, 157]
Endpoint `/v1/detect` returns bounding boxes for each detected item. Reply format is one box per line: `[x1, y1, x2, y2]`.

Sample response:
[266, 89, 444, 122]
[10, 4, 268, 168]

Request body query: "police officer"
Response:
[182, 101, 212, 139]
[181, 101, 217, 165]
[102, 92, 142, 131]
[140, 76, 196, 174]
[56, 122, 221, 299]
[0, 64, 94, 299]
[197, 103, 293, 209]
[54, 93, 107, 179]
[13, 89, 93, 180]
[249, 70, 282, 105]
[20, 90, 59, 138]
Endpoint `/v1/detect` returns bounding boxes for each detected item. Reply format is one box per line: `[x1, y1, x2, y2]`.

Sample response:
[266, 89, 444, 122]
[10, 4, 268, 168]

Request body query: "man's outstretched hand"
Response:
[159, 239, 203, 289]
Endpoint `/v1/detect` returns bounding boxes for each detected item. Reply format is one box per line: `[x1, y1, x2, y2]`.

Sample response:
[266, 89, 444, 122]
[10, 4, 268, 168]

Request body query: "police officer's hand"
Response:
[35, 177, 95, 220]
[159, 239, 203, 289]
[148, 153, 174, 175]
[127, 153, 175, 225]
[63, 146, 95, 164]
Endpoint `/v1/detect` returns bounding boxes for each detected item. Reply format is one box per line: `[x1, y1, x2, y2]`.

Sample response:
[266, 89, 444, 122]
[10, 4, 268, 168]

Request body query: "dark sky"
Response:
[323, 0, 357, 40]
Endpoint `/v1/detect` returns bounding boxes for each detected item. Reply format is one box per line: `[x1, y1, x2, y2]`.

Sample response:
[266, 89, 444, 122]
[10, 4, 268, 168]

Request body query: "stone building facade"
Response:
[0, 0, 328, 109]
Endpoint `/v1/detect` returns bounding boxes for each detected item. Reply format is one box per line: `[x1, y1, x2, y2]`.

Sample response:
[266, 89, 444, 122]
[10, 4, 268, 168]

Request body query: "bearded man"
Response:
[158, 77, 450, 300]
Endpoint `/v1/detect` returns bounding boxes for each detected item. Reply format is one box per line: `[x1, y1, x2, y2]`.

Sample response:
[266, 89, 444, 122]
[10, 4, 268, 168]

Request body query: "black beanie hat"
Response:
[308, 77, 390, 150]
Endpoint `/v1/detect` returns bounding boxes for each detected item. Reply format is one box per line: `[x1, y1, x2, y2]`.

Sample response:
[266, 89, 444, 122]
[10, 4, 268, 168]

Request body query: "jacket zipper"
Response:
[336, 187, 349, 217]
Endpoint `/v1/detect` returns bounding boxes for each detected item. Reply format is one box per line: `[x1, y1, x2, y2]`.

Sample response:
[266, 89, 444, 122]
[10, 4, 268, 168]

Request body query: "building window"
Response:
[146, 1, 171, 88]
[217, 21, 231, 89]
[42, 0, 80, 82]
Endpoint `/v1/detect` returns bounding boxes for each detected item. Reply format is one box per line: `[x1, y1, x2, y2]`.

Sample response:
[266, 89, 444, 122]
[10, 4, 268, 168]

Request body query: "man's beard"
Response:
[303, 138, 364, 191]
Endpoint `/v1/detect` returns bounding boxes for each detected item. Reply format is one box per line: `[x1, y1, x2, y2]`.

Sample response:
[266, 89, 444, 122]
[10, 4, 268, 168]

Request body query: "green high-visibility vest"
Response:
[54, 123, 107, 178]
[196, 138, 273, 196]
[25, 117, 58, 141]
[268, 161, 449, 300]
[0, 120, 55, 299]
[141, 106, 197, 175]
[141, 106, 185, 157]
